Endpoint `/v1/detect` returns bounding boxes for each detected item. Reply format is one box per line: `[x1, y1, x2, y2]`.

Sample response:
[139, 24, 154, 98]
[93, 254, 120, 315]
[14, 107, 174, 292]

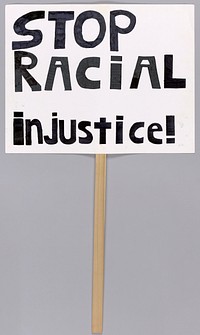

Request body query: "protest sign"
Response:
[5, 4, 195, 334]
[6, 4, 194, 154]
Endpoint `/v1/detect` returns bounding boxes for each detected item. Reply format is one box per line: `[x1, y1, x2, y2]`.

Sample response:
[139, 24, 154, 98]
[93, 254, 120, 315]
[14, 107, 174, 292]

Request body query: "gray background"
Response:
[0, 1, 199, 335]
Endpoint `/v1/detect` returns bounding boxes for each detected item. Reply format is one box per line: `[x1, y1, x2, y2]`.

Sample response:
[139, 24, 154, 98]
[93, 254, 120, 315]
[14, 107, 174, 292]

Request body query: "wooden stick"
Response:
[92, 154, 107, 334]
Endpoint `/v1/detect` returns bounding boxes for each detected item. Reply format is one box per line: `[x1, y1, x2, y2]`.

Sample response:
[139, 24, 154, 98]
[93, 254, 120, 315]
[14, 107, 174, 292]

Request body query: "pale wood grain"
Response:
[92, 154, 107, 334]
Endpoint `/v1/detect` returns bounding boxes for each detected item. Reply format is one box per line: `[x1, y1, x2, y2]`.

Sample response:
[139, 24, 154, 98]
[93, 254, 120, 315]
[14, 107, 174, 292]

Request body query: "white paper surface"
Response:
[5, 4, 195, 153]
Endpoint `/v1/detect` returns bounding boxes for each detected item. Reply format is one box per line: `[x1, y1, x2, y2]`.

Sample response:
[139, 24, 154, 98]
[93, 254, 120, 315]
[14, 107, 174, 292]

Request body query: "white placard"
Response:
[5, 4, 195, 153]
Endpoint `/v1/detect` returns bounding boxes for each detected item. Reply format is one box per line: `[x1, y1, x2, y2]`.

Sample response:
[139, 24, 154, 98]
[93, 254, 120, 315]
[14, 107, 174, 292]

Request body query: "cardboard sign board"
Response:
[5, 4, 195, 154]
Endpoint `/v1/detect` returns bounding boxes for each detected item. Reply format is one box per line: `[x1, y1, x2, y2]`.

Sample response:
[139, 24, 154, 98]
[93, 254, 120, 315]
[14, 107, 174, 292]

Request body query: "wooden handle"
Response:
[92, 154, 107, 334]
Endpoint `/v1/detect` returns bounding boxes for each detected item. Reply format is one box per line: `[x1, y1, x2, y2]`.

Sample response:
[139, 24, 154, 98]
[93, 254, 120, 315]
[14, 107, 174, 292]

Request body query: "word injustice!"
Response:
[13, 113, 176, 146]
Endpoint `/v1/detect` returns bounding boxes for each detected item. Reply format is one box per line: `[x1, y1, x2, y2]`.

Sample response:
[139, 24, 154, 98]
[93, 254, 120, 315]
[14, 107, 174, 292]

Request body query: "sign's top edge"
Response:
[5, 3, 195, 5]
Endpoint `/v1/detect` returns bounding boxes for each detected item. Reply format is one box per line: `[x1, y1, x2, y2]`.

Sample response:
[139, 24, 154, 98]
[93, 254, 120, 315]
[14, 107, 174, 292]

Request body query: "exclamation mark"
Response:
[166, 115, 175, 144]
